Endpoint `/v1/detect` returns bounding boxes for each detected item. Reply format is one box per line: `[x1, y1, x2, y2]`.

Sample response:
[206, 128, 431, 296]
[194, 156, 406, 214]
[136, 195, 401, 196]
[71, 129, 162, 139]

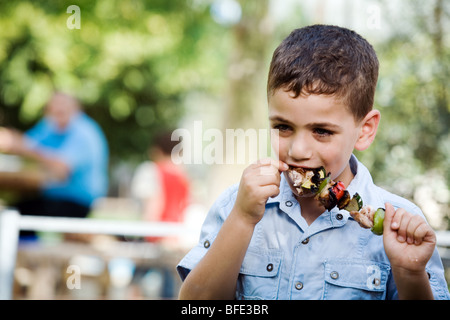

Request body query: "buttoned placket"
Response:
[274, 193, 308, 233]
[265, 178, 353, 299]
[288, 209, 351, 299]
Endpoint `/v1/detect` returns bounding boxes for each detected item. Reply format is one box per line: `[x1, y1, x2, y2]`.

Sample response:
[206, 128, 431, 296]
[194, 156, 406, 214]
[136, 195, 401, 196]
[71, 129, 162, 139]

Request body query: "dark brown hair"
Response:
[152, 131, 178, 155]
[267, 25, 379, 121]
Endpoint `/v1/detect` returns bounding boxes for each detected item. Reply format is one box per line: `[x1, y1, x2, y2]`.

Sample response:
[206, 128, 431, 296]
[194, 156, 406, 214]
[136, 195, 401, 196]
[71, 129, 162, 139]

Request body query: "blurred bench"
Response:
[0, 209, 200, 299]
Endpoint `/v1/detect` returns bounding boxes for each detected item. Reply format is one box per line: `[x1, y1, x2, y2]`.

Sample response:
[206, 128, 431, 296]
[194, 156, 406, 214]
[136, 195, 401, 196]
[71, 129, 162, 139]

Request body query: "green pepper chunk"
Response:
[343, 192, 363, 212]
[317, 175, 330, 194]
[371, 208, 385, 236]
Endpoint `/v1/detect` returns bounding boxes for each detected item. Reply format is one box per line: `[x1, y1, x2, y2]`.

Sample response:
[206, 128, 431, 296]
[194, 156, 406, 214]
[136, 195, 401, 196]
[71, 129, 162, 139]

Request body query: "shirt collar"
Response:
[347, 154, 385, 210]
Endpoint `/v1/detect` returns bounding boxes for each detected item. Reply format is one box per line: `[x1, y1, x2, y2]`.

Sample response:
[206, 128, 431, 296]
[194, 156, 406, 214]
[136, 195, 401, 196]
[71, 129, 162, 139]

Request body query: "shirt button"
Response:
[203, 240, 210, 248]
[301, 237, 309, 245]
[285, 201, 293, 207]
[266, 263, 273, 272]
[294, 281, 303, 290]
[330, 271, 339, 280]
[372, 278, 381, 287]
[336, 213, 343, 220]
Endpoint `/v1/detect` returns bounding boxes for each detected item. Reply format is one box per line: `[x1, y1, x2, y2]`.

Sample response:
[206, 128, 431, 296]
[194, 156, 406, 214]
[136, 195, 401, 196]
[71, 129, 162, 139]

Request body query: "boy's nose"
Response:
[288, 133, 312, 161]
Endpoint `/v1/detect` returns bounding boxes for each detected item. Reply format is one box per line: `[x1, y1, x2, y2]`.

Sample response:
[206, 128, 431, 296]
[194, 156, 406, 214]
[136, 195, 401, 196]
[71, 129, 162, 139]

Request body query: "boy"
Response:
[177, 25, 450, 299]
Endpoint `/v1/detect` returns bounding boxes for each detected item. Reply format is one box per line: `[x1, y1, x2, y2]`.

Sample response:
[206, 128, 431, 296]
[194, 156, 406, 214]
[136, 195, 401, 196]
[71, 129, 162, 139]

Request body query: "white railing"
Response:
[0, 209, 200, 300]
[0, 209, 449, 300]
[436, 230, 450, 271]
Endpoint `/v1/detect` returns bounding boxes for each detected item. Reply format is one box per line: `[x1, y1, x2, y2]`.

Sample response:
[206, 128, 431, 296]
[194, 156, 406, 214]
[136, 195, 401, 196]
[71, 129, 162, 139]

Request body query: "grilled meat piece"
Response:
[286, 166, 326, 197]
[349, 205, 375, 229]
[286, 166, 361, 212]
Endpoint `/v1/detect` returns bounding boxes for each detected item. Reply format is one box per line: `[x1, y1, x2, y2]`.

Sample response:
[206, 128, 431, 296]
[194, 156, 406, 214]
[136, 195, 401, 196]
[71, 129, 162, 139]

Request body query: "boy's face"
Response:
[269, 89, 363, 188]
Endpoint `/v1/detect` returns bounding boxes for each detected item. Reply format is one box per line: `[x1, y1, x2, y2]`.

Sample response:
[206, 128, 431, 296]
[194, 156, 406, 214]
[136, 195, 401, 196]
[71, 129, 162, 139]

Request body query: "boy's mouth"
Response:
[287, 165, 322, 171]
[285, 166, 327, 198]
[285, 165, 354, 212]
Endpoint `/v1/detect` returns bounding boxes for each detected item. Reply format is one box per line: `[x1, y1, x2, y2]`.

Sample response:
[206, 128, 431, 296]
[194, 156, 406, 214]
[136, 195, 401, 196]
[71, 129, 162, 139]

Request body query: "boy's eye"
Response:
[272, 124, 292, 132]
[313, 128, 333, 137]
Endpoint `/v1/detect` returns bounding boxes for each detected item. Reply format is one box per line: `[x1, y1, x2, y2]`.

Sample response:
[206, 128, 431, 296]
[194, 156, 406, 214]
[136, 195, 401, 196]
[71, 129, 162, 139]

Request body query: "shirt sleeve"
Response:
[427, 248, 450, 299]
[23, 118, 54, 151]
[176, 184, 238, 281]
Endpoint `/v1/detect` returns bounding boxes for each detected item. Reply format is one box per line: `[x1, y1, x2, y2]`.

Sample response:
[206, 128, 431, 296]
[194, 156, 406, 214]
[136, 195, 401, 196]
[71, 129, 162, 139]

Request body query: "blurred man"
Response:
[0, 92, 109, 228]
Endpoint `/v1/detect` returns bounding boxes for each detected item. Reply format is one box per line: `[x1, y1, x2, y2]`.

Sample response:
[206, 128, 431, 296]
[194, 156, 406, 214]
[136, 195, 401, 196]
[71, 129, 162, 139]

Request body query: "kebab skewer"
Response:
[286, 166, 386, 235]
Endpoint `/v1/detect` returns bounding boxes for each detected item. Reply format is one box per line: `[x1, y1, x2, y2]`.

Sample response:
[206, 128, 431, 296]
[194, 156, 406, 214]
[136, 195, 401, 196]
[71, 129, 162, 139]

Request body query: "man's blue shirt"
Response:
[177, 155, 450, 300]
[25, 112, 109, 207]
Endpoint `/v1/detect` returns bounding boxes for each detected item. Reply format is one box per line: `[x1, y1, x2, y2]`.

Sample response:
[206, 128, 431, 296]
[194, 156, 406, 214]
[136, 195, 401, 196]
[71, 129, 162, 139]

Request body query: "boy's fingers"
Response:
[414, 223, 436, 246]
[384, 203, 408, 242]
[254, 171, 281, 187]
[256, 158, 278, 167]
[390, 205, 406, 231]
[383, 202, 401, 237]
[262, 184, 281, 199]
[395, 209, 409, 242]
[256, 158, 289, 173]
[385, 203, 435, 246]
[279, 160, 289, 171]
[413, 223, 427, 245]
[405, 215, 424, 244]
[258, 164, 279, 176]
[383, 203, 395, 228]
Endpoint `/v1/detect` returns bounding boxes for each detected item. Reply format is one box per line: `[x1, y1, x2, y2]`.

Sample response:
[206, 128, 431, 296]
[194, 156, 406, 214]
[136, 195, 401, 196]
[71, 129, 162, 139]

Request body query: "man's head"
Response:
[45, 92, 81, 131]
[267, 24, 379, 122]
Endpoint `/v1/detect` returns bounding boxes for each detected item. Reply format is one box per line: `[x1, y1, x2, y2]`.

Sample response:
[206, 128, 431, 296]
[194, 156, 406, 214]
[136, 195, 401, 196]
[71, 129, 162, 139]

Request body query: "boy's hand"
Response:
[233, 158, 289, 226]
[383, 203, 436, 273]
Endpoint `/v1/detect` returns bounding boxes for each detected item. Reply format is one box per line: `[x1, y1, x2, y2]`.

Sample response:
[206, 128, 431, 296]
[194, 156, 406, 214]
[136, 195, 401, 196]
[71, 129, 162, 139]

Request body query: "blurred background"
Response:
[0, 0, 448, 299]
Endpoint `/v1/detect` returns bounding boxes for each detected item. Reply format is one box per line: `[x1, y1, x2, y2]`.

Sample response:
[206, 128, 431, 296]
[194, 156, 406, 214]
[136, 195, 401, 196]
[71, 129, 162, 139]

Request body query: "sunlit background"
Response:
[0, 0, 448, 299]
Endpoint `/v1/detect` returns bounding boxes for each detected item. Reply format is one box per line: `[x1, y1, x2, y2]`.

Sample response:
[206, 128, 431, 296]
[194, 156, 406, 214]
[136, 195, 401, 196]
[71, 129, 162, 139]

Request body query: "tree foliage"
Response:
[354, 0, 450, 227]
[0, 0, 229, 163]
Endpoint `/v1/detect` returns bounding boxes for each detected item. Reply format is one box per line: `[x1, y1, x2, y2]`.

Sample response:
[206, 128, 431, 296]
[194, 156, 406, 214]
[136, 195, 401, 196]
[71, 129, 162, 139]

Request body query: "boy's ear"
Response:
[354, 109, 381, 151]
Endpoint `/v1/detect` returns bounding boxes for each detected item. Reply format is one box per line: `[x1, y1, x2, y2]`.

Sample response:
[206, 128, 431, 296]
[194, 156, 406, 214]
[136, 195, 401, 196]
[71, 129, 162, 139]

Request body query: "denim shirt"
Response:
[177, 155, 450, 300]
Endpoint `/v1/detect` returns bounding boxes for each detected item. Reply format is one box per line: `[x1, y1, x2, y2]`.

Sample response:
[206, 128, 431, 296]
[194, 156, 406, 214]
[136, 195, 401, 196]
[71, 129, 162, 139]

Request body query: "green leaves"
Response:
[0, 0, 227, 160]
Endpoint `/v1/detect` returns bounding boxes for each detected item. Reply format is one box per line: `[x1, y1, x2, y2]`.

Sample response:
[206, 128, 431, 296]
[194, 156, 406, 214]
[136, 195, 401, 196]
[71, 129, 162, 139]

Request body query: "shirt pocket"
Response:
[323, 259, 390, 300]
[236, 249, 283, 300]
